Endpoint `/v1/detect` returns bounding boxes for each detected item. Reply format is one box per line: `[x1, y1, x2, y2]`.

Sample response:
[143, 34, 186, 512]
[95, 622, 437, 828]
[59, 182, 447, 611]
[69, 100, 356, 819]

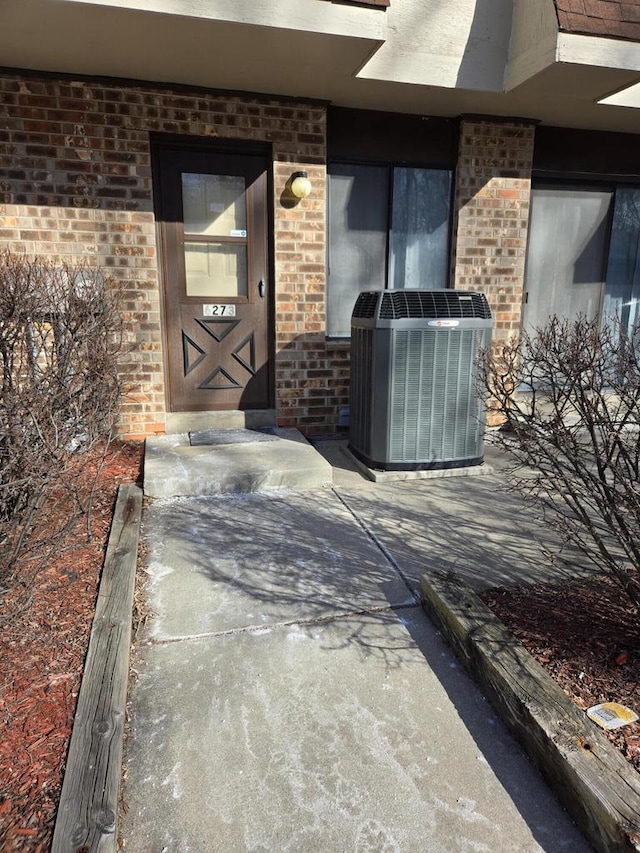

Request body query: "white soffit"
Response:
[0, 0, 385, 99]
[538, 32, 640, 114]
[599, 80, 640, 108]
[557, 32, 640, 73]
[60, 0, 388, 42]
[505, 3, 640, 93]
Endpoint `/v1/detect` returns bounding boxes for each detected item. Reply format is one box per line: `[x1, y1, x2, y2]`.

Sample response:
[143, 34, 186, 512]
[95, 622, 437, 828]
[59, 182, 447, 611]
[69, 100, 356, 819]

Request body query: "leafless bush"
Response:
[0, 251, 125, 588]
[480, 315, 640, 611]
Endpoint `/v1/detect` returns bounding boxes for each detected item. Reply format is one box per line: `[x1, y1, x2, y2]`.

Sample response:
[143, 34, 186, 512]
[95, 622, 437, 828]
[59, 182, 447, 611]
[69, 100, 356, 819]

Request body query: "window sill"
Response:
[325, 338, 352, 350]
[325, 0, 389, 7]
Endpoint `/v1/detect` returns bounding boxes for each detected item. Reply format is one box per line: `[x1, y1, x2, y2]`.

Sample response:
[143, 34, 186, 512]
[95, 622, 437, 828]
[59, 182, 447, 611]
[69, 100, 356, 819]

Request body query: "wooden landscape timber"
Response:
[421, 571, 640, 853]
[52, 484, 143, 853]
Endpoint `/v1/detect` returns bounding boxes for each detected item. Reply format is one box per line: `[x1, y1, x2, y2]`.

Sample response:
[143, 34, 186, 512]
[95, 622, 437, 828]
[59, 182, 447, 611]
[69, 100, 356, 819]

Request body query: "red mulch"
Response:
[0, 441, 143, 853]
[1, 445, 638, 850]
[482, 577, 640, 773]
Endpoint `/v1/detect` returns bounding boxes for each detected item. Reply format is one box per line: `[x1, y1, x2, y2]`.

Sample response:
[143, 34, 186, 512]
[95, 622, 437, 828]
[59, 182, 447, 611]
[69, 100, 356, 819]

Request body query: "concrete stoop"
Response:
[143, 427, 333, 498]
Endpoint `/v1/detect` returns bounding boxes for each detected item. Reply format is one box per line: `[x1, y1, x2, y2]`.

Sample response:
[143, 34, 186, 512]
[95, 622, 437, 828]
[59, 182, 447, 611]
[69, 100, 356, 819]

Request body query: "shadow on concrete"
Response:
[395, 605, 592, 853]
[141, 488, 415, 647]
[134, 458, 594, 851]
[336, 471, 590, 594]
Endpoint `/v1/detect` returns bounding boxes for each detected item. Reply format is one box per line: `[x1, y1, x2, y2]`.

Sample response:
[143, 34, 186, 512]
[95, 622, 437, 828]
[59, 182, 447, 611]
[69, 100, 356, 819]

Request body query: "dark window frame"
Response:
[326, 108, 458, 340]
[326, 158, 455, 339]
[524, 177, 640, 337]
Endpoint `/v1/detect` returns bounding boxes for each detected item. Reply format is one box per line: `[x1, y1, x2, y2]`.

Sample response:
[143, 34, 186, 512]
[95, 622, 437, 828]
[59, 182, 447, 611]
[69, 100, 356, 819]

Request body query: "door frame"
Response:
[151, 134, 275, 414]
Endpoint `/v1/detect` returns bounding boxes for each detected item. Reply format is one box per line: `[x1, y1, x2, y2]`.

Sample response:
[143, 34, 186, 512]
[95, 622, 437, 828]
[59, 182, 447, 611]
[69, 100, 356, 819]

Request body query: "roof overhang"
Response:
[504, 1, 640, 130]
[2, 0, 640, 135]
[0, 0, 386, 100]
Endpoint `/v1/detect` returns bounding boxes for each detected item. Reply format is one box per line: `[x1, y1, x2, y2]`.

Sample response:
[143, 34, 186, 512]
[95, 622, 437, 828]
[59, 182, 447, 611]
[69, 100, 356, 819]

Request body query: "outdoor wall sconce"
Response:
[290, 171, 312, 200]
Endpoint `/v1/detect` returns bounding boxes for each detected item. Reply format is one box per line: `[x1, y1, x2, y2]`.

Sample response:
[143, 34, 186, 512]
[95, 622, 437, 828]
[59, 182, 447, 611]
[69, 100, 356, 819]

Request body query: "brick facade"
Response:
[452, 118, 536, 347]
[0, 73, 338, 438]
[0, 75, 539, 440]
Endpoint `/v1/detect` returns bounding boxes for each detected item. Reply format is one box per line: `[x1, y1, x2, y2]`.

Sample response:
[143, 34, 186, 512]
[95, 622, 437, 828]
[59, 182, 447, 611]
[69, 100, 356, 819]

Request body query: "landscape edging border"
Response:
[420, 571, 640, 853]
[52, 483, 143, 853]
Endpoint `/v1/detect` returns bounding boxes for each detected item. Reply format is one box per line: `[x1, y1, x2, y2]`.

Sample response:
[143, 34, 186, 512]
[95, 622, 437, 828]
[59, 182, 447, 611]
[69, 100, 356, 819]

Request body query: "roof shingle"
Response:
[554, 0, 640, 40]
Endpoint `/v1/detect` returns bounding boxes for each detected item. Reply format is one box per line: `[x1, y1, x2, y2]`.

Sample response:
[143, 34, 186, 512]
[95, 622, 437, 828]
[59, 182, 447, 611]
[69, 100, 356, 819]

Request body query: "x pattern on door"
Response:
[181, 317, 257, 390]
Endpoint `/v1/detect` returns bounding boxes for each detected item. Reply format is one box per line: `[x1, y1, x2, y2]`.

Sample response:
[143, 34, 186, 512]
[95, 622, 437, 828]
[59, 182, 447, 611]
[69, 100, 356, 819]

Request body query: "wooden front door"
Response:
[155, 145, 272, 412]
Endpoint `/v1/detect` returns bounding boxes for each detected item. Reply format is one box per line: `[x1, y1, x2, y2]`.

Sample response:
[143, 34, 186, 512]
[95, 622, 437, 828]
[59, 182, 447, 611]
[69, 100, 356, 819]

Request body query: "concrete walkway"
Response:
[121, 435, 593, 852]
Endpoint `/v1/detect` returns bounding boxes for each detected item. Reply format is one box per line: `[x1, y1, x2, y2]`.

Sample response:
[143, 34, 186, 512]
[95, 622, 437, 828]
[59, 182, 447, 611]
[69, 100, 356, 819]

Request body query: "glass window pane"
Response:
[184, 243, 247, 297]
[603, 188, 640, 338]
[327, 164, 388, 337]
[523, 186, 612, 334]
[182, 173, 247, 237]
[389, 168, 451, 290]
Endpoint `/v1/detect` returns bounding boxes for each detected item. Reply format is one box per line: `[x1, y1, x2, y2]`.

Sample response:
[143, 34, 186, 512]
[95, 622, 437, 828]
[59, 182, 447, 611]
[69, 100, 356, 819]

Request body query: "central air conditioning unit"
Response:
[349, 290, 492, 471]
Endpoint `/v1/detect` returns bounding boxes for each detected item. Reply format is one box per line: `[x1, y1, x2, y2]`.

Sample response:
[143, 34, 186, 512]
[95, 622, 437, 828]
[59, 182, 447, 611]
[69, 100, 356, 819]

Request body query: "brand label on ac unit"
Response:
[428, 319, 459, 327]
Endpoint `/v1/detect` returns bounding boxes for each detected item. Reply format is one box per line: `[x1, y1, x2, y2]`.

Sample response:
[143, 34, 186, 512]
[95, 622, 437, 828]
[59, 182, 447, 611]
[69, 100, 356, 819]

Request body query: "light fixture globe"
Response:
[290, 171, 312, 199]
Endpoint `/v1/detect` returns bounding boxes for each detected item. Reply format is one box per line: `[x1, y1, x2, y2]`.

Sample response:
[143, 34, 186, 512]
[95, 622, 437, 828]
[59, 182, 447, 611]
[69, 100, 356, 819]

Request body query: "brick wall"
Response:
[272, 160, 350, 436]
[452, 118, 536, 347]
[0, 79, 539, 440]
[0, 73, 336, 438]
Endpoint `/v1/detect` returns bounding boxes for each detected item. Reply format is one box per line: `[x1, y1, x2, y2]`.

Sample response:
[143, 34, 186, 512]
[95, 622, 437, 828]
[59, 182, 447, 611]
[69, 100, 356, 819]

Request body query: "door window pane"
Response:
[603, 188, 640, 338]
[523, 187, 612, 334]
[389, 168, 451, 290]
[327, 164, 388, 338]
[182, 173, 247, 237]
[184, 243, 247, 297]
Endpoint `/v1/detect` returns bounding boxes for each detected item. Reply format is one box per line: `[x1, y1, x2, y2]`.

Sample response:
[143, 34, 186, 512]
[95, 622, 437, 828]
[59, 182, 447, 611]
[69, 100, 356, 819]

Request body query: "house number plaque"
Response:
[203, 304, 236, 317]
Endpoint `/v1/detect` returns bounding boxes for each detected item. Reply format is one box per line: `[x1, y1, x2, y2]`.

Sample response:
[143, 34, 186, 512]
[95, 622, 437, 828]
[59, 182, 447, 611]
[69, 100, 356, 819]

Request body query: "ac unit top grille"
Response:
[352, 290, 491, 320]
[351, 291, 380, 319]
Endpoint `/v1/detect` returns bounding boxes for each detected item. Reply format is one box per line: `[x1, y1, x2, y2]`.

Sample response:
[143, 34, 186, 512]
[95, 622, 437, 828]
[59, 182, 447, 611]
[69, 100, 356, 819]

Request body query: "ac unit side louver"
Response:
[349, 290, 492, 471]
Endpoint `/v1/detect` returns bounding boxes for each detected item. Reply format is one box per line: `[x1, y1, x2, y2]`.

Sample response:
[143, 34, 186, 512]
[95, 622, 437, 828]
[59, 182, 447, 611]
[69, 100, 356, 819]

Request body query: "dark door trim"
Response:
[151, 137, 274, 413]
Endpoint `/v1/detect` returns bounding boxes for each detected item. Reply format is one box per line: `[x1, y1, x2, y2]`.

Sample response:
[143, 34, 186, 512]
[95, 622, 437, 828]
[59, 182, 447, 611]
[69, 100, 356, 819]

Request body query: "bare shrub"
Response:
[480, 315, 640, 611]
[0, 252, 125, 593]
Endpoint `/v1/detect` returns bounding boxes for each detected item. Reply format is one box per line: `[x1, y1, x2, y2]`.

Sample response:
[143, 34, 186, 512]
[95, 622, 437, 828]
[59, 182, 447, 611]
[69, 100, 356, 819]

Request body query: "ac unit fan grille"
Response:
[350, 290, 491, 321]
[351, 292, 380, 319]
[380, 291, 491, 320]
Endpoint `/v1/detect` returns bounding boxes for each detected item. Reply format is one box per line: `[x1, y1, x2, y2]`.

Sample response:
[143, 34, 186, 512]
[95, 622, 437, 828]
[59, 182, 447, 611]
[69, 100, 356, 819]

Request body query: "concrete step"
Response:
[143, 428, 333, 498]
